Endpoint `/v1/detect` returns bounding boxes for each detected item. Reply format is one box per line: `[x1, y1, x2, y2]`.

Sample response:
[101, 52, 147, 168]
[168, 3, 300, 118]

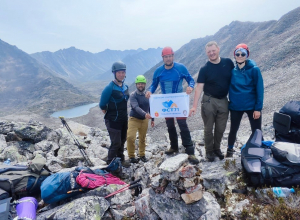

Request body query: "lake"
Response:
[51, 103, 98, 118]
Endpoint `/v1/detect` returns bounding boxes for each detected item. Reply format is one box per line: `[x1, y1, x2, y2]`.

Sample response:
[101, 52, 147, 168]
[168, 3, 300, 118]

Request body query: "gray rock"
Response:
[0, 142, 30, 162]
[37, 196, 109, 220]
[86, 143, 108, 160]
[159, 153, 188, 173]
[201, 161, 227, 196]
[199, 192, 221, 220]
[233, 199, 250, 216]
[0, 134, 7, 153]
[14, 124, 53, 143]
[35, 140, 60, 152]
[110, 209, 124, 220]
[0, 120, 15, 134]
[149, 188, 219, 220]
[164, 183, 181, 200]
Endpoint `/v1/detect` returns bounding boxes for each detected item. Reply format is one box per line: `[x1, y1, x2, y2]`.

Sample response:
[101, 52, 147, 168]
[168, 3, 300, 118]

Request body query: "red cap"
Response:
[234, 43, 250, 57]
[162, 47, 174, 57]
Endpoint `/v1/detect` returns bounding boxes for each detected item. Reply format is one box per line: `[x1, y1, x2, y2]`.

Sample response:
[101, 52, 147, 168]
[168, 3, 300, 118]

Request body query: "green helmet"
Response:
[112, 61, 126, 73]
[135, 75, 146, 84]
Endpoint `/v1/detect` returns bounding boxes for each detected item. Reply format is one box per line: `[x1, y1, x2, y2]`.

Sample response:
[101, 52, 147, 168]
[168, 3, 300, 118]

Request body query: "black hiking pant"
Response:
[105, 119, 127, 164]
[165, 117, 194, 155]
[228, 110, 262, 147]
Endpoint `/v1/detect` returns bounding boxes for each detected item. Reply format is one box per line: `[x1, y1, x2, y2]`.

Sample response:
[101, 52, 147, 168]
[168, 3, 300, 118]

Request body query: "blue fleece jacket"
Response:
[149, 62, 194, 94]
[229, 59, 264, 111]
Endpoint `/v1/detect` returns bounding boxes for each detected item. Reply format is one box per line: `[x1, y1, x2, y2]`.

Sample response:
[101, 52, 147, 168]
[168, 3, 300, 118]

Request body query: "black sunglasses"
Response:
[235, 53, 246, 57]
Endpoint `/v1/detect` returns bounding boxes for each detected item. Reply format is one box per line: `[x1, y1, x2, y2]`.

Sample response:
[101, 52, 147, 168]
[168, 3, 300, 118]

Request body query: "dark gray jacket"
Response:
[129, 90, 151, 120]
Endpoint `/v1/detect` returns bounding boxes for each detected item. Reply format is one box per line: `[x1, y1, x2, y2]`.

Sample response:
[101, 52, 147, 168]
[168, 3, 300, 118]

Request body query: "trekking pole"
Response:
[104, 178, 141, 198]
[59, 116, 94, 167]
[105, 183, 142, 198]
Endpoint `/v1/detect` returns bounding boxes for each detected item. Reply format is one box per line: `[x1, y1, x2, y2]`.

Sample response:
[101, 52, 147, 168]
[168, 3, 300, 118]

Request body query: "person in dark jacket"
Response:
[127, 75, 154, 164]
[226, 43, 264, 157]
[99, 61, 130, 167]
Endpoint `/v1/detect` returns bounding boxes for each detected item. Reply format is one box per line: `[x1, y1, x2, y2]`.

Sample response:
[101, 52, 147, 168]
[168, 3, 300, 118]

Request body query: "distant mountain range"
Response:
[1, 6, 299, 120]
[137, 6, 300, 119]
[0, 40, 96, 117]
[31, 47, 162, 84]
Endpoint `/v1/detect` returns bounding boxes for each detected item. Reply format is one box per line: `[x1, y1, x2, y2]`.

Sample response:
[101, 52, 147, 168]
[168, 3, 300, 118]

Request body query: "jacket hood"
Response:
[235, 59, 257, 70]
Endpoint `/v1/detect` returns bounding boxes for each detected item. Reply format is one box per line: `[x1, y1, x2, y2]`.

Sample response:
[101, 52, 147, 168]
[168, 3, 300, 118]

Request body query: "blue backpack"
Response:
[40, 157, 122, 204]
[40, 171, 81, 204]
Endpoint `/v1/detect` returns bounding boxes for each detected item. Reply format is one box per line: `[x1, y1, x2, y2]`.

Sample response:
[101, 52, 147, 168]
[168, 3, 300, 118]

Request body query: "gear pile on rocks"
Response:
[0, 119, 275, 219]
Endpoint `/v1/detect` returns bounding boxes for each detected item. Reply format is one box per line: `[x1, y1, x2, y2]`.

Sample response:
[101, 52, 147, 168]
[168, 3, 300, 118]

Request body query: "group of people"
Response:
[99, 41, 264, 167]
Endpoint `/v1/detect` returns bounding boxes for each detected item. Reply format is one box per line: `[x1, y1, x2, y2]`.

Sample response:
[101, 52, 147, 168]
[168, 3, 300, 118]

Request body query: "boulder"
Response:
[36, 196, 109, 220]
[159, 153, 188, 173]
[149, 188, 220, 220]
[14, 123, 53, 143]
[201, 161, 227, 196]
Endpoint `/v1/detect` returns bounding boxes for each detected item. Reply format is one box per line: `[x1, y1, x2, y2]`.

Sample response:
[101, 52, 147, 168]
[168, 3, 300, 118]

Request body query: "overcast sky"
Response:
[0, 0, 299, 54]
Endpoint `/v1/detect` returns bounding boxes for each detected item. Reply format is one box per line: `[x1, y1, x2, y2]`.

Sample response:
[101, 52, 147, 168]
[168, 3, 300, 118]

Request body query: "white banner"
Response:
[150, 93, 189, 118]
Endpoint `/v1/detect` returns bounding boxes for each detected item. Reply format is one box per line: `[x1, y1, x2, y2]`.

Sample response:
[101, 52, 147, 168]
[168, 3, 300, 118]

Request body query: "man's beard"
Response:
[137, 87, 145, 92]
[165, 62, 173, 67]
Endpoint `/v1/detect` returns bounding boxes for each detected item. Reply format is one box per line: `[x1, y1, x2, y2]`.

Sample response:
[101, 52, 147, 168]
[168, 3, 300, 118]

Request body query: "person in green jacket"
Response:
[227, 43, 264, 157]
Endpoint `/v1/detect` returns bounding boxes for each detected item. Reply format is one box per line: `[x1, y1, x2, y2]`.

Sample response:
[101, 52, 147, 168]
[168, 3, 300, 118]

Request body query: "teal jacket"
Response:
[229, 59, 264, 111]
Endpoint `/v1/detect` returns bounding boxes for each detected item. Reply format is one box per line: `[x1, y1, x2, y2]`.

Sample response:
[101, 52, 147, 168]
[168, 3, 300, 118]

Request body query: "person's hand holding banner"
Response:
[149, 93, 189, 118]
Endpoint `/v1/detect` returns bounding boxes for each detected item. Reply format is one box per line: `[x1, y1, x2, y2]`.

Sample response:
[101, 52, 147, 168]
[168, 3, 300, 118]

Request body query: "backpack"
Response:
[0, 154, 50, 199]
[40, 171, 82, 204]
[40, 157, 122, 204]
[241, 129, 300, 187]
[274, 101, 300, 144]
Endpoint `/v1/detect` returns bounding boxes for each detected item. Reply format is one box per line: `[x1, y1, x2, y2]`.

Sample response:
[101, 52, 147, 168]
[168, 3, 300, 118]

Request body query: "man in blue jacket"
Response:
[99, 61, 130, 168]
[146, 47, 199, 164]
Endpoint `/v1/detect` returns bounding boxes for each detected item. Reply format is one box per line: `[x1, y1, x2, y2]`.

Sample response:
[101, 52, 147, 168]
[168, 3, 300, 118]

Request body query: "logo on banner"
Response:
[155, 112, 159, 117]
[162, 100, 179, 112]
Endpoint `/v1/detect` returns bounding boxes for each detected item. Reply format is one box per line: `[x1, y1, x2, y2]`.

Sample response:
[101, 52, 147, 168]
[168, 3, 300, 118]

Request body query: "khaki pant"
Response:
[201, 94, 229, 153]
[127, 117, 149, 158]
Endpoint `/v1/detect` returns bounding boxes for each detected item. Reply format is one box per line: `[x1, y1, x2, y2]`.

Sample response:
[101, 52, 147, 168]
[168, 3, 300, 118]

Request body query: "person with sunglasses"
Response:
[226, 43, 264, 157]
[99, 61, 130, 168]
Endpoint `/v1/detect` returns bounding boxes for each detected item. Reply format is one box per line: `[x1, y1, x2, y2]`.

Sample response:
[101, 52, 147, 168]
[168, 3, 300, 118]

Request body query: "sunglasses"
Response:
[235, 53, 246, 57]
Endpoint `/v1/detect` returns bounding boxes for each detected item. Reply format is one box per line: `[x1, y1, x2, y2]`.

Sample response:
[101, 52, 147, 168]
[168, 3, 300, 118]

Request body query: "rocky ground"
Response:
[1, 116, 300, 220]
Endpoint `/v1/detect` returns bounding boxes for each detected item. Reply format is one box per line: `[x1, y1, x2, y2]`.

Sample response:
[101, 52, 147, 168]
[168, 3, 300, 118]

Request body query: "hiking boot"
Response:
[206, 151, 217, 162]
[130, 157, 139, 163]
[214, 149, 224, 160]
[188, 155, 199, 164]
[140, 156, 148, 163]
[121, 160, 131, 168]
[226, 148, 235, 158]
[165, 148, 178, 155]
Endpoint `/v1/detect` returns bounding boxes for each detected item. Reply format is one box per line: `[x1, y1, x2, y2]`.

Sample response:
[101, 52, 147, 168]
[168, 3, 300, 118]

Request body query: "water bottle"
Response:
[256, 187, 295, 197]
[3, 158, 11, 165]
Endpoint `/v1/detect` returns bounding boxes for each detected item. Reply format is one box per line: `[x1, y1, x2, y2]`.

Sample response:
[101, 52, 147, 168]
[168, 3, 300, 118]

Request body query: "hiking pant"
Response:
[165, 117, 194, 155]
[127, 117, 149, 158]
[201, 94, 229, 153]
[105, 119, 127, 164]
[228, 110, 262, 146]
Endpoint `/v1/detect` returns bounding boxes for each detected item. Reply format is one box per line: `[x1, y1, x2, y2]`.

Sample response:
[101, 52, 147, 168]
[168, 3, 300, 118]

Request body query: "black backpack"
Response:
[241, 129, 300, 187]
[274, 101, 300, 144]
